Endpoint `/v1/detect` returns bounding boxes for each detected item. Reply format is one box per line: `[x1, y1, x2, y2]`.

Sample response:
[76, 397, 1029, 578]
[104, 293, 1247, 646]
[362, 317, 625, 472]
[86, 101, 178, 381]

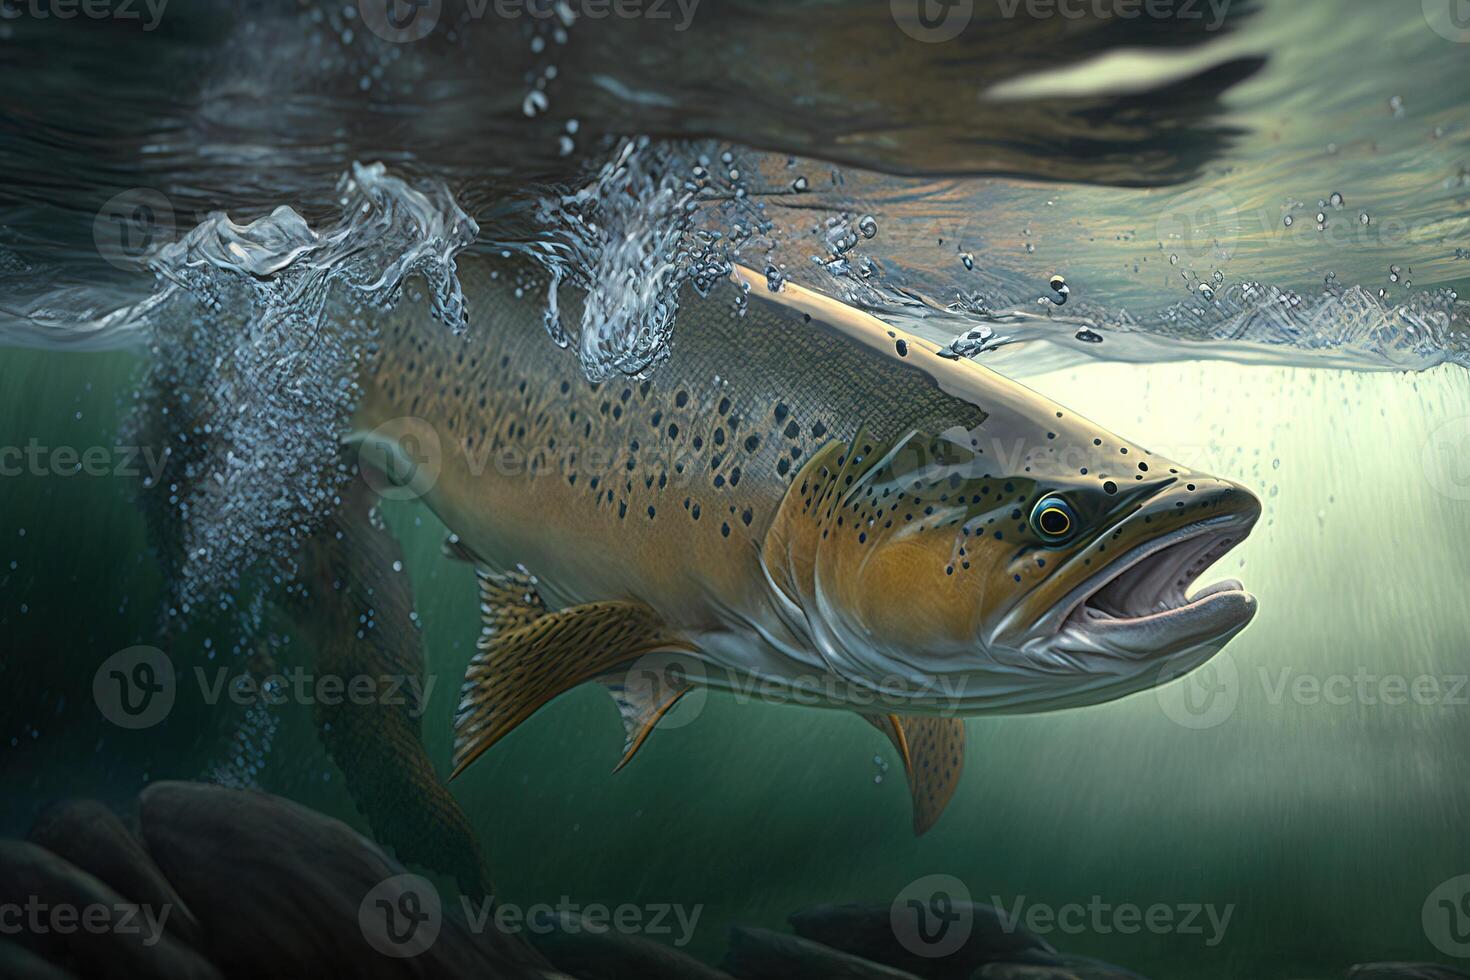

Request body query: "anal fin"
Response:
[862, 713, 966, 836]
[450, 595, 695, 780]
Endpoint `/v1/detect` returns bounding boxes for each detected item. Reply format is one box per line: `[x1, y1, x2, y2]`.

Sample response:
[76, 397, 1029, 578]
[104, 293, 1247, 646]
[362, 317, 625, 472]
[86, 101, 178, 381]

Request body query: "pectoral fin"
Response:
[450, 579, 695, 780]
[862, 713, 966, 836]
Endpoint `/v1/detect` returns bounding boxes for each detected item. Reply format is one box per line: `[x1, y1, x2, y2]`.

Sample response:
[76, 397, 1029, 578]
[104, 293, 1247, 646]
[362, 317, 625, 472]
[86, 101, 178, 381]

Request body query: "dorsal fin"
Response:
[862, 713, 967, 836]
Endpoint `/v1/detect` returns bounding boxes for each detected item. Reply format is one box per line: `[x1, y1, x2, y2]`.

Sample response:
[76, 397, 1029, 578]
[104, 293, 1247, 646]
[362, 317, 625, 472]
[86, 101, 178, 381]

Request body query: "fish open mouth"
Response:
[1053, 515, 1258, 658]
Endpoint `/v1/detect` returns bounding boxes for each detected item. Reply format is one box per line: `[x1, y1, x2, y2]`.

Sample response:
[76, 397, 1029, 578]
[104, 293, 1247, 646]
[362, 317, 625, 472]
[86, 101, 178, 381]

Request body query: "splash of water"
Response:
[892, 277, 1470, 373]
[128, 163, 478, 615]
[512, 137, 778, 380]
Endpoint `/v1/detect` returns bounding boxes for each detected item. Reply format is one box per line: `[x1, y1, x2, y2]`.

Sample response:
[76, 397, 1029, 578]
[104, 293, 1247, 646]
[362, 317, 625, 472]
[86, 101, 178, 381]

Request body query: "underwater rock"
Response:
[1345, 966, 1470, 979]
[725, 926, 928, 979]
[0, 939, 76, 980]
[133, 781, 547, 979]
[789, 902, 1057, 980]
[26, 797, 204, 951]
[530, 912, 734, 980]
[974, 952, 1151, 979]
[0, 840, 220, 979]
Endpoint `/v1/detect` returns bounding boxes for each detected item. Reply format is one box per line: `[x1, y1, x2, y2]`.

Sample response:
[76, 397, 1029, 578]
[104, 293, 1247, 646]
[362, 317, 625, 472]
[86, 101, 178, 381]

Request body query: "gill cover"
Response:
[762, 424, 1012, 692]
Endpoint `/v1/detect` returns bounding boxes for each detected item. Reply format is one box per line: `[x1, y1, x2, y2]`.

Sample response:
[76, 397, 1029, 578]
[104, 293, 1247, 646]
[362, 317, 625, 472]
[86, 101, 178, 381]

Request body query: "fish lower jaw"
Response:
[1048, 520, 1258, 660]
[1058, 586, 1257, 660]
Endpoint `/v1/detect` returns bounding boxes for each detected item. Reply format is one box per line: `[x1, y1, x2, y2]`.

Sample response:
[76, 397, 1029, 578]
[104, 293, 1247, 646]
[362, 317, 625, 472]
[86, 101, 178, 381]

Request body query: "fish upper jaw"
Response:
[999, 478, 1262, 666]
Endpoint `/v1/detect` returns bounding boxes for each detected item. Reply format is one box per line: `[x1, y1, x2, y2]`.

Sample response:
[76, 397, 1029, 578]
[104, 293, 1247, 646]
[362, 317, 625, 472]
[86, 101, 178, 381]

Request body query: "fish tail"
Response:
[288, 467, 491, 898]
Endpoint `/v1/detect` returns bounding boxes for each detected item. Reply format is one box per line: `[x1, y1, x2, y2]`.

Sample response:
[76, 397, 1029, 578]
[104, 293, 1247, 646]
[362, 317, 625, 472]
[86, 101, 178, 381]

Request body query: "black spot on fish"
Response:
[895, 339, 909, 356]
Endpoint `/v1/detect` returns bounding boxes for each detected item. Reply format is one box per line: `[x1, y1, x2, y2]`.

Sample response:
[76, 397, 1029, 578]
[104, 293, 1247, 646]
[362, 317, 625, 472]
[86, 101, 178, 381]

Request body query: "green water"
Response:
[4, 344, 1469, 978]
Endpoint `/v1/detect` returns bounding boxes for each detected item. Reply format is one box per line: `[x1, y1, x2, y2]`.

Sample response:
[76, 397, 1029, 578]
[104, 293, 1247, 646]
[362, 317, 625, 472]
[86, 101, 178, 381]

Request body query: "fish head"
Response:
[762, 384, 1261, 713]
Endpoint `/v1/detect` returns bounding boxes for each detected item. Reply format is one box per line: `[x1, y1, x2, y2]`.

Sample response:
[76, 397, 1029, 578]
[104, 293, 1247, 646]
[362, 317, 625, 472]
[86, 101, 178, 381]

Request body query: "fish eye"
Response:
[1030, 495, 1077, 543]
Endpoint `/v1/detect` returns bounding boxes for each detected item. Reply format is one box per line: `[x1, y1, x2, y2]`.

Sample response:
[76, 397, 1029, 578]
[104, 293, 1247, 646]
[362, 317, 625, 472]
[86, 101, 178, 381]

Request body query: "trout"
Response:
[350, 258, 1260, 834]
